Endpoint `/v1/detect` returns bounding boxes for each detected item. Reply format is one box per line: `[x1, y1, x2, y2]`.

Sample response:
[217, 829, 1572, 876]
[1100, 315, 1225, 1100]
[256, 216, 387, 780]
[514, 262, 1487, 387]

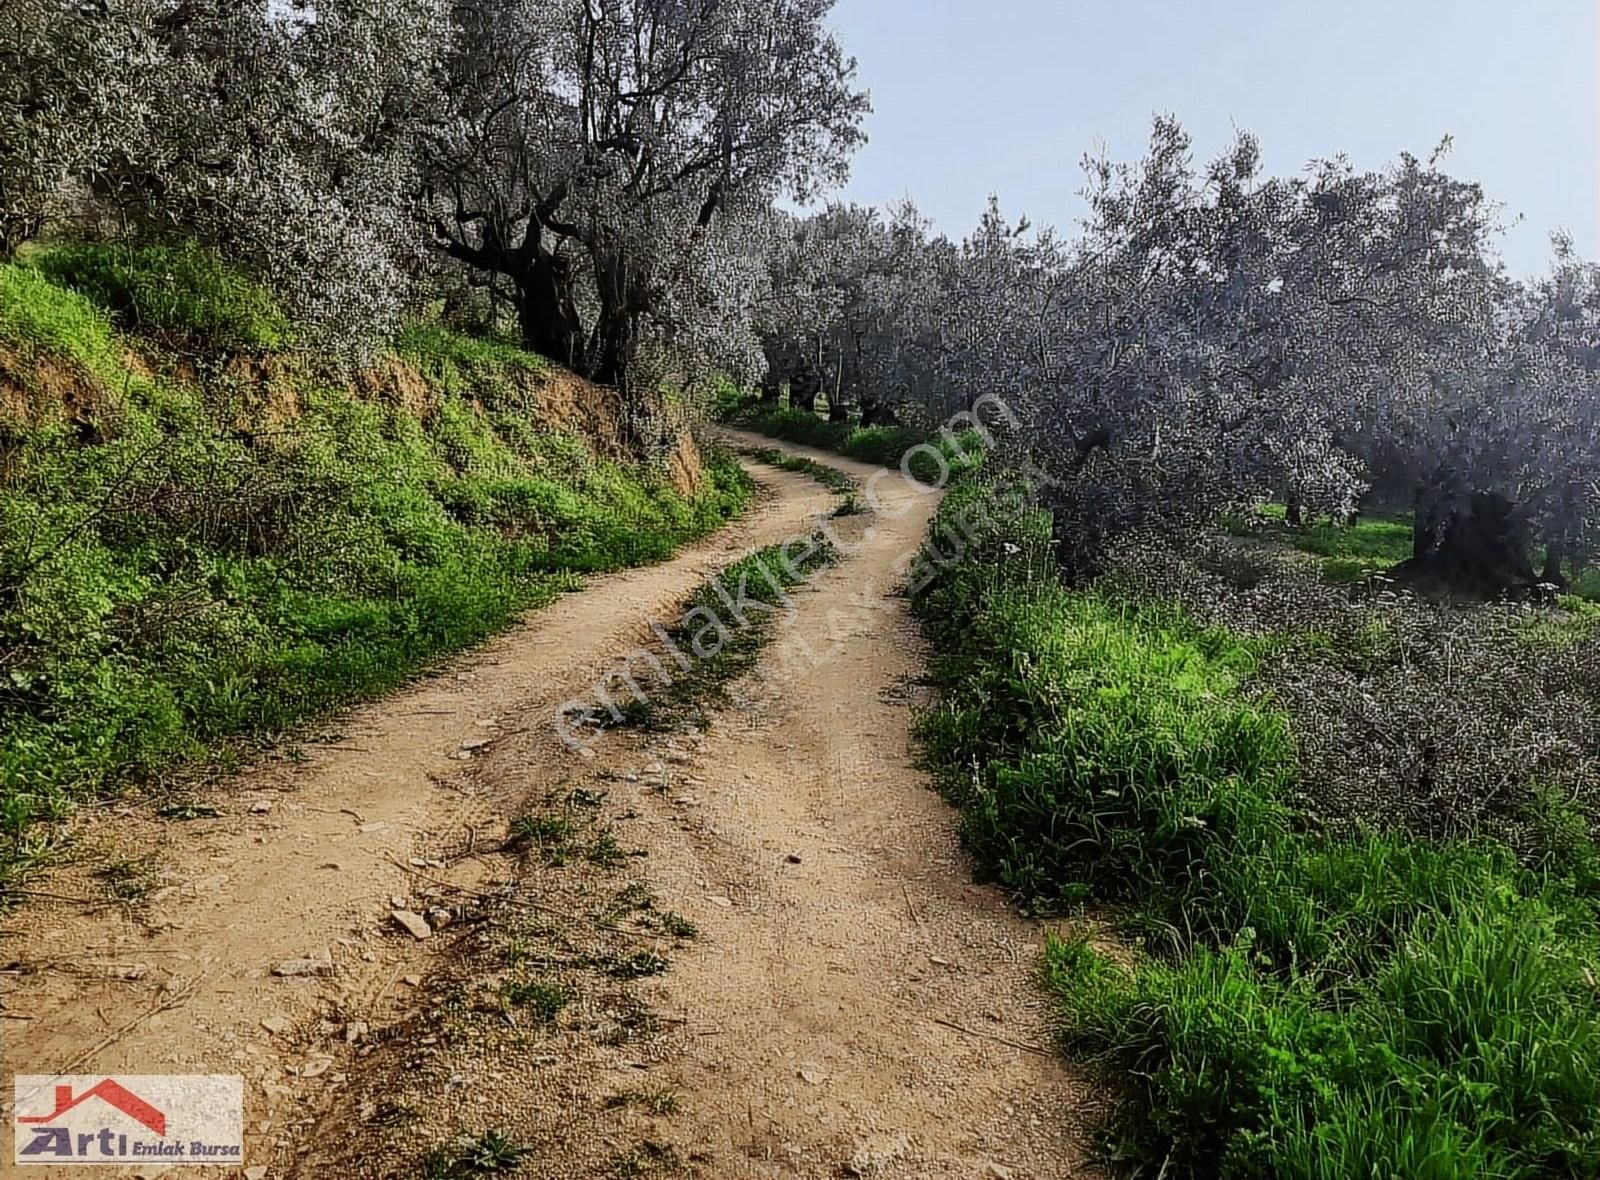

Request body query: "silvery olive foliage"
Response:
[761, 119, 1598, 584]
[148, 0, 452, 346]
[0, 0, 161, 256]
[423, 0, 868, 393]
[3, 0, 452, 349]
[1501, 238, 1600, 571]
[757, 200, 952, 422]
[1106, 539, 1600, 846]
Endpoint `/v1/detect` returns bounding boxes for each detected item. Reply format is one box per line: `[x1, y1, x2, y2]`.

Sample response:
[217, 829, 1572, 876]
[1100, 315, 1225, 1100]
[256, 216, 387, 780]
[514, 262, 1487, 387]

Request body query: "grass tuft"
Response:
[420, 1128, 531, 1178]
[745, 446, 857, 494]
[500, 979, 573, 1024]
[604, 536, 839, 733]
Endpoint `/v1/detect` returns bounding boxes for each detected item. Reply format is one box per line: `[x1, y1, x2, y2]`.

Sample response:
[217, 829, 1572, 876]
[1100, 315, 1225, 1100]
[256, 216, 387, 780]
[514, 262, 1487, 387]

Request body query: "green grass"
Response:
[0, 260, 754, 897]
[911, 470, 1600, 1179]
[1227, 505, 1600, 601]
[733, 405, 984, 485]
[745, 446, 857, 494]
[743, 443, 869, 516]
[499, 979, 573, 1024]
[1571, 565, 1600, 603]
[23, 240, 291, 349]
[1224, 505, 1413, 585]
[1517, 596, 1600, 649]
[394, 322, 548, 390]
[420, 1128, 531, 1178]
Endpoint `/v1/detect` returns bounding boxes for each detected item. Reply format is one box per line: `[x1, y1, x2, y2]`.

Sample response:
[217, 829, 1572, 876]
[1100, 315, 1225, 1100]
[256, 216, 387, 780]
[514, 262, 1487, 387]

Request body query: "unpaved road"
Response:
[2, 434, 1092, 1178]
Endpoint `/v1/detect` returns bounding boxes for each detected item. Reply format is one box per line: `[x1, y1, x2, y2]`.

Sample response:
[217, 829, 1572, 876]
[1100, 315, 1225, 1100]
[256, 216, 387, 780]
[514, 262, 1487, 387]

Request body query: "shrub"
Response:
[25, 241, 291, 349]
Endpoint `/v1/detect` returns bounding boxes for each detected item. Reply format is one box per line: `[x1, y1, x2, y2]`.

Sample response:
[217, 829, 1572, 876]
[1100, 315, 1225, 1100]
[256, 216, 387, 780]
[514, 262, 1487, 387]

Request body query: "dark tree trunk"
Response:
[1285, 493, 1304, 528]
[1542, 541, 1569, 590]
[859, 396, 899, 427]
[586, 251, 638, 389]
[514, 254, 586, 371]
[589, 313, 631, 389]
[0, 213, 40, 262]
[788, 358, 820, 413]
[1393, 491, 1539, 599]
[1412, 489, 1441, 561]
[760, 338, 789, 403]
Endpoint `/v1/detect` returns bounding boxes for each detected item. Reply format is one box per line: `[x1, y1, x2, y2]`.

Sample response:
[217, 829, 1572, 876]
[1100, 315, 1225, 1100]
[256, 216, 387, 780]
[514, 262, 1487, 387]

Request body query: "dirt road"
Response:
[2, 434, 1091, 1178]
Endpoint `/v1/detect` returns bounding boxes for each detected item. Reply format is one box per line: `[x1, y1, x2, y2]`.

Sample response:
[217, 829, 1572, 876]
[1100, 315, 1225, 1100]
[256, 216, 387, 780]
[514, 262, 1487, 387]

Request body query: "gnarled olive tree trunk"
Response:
[513, 253, 587, 372]
[1394, 490, 1539, 598]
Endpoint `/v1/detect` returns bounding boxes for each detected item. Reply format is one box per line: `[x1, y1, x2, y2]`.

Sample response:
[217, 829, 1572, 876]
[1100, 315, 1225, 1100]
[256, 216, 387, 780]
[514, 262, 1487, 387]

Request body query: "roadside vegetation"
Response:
[730, 403, 986, 486]
[0, 247, 751, 894]
[909, 467, 1600, 1178]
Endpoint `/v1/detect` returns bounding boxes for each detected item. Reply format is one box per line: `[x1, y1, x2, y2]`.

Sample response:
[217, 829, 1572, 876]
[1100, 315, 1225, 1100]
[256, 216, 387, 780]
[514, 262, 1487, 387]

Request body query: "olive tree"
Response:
[425, 0, 868, 391]
[114, 0, 451, 345]
[0, 0, 161, 256]
[0, 0, 449, 346]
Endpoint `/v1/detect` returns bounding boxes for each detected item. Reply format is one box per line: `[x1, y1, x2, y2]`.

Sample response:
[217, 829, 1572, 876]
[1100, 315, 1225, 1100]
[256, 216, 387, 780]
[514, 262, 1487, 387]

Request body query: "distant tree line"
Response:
[759, 125, 1600, 595]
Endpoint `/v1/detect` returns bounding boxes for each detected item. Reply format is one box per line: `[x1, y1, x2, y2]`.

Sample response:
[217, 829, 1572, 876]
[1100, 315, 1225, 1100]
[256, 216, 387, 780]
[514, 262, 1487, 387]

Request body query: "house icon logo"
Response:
[17, 1079, 167, 1136]
[12, 1073, 242, 1167]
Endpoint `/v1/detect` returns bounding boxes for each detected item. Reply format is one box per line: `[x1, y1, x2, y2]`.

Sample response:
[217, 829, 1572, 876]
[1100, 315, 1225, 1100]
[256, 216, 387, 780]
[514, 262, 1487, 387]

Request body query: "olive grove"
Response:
[3, 2, 1595, 590]
[422, 0, 867, 390]
[759, 123, 1599, 591]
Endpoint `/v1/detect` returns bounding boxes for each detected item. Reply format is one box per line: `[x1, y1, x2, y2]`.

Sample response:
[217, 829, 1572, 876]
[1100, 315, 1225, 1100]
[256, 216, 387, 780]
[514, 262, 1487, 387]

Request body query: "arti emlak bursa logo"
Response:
[12, 1075, 243, 1166]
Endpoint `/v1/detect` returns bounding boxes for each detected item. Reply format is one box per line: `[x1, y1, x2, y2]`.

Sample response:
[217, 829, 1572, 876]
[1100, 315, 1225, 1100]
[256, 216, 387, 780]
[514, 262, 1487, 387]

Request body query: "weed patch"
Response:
[420, 1128, 530, 1178]
[607, 536, 838, 732]
[744, 445, 856, 494]
[500, 979, 573, 1024]
[507, 814, 575, 856]
[656, 911, 698, 940]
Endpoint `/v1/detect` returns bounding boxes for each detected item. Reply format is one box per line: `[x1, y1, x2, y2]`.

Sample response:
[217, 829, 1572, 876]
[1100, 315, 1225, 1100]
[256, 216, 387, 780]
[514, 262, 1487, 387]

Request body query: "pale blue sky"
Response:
[824, 0, 1597, 276]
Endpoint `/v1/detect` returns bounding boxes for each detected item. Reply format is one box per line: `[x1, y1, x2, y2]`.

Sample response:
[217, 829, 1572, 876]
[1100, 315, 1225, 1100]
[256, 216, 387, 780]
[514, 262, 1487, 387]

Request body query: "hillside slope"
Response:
[0, 246, 750, 890]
